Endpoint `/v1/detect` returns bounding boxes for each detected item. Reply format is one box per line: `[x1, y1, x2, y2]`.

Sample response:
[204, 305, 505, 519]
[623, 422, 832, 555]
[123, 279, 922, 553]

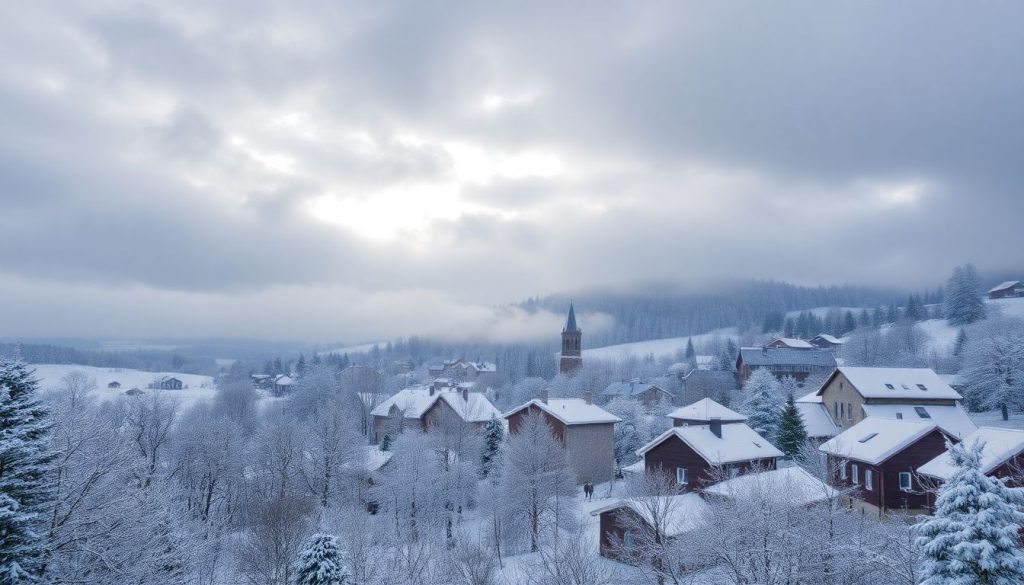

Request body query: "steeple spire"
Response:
[564, 302, 579, 333]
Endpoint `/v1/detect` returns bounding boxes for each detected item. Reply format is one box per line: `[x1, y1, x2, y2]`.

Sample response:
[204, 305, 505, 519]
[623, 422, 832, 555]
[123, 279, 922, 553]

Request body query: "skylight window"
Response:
[858, 432, 879, 443]
[902, 384, 910, 390]
[914, 407, 931, 419]
[885, 384, 895, 390]
[917, 384, 927, 391]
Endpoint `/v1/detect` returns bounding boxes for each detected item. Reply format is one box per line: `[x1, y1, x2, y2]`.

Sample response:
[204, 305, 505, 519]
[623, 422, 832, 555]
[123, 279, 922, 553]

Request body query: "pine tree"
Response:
[296, 354, 307, 378]
[775, 394, 808, 459]
[842, 310, 857, 335]
[916, 440, 1024, 585]
[684, 338, 696, 361]
[740, 369, 783, 439]
[379, 433, 392, 452]
[292, 533, 350, 585]
[946, 264, 987, 326]
[479, 416, 503, 477]
[0, 357, 55, 579]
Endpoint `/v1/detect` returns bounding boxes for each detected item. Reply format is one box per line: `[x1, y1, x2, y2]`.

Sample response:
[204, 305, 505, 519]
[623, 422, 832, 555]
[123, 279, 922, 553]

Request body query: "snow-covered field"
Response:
[968, 410, 1024, 431]
[907, 297, 1024, 355]
[582, 327, 738, 362]
[30, 363, 217, 408]
[319, 341, 386, 356]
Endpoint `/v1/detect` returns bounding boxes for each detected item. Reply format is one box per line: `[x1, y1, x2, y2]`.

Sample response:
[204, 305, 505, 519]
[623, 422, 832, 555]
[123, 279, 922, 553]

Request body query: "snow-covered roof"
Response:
[796, 390, 822, 404]
[343, 446, 394, 474]
[667, 398, 747, 423]
[988, 280, 1023, 293]
[703, 466, 838, 505]
[466, 361, 497, 372]
[811, 334, 844, 345]
[739, 347, 837, 368]
[862, 403, 977, 439]
[370, 386, 500, 423]
[769, 337, 815, 349]
[274, 375, 294, 386]
[589, 494, 710, 537]
[918, 427, 1024, 481]
[822, 367, 962, 400]
[637, 423, 783, 465]
[796, 402, 840, 439]
[819, 418, 942, 465]
[602, 381, 669, 398]
[504, 398, 621, 426]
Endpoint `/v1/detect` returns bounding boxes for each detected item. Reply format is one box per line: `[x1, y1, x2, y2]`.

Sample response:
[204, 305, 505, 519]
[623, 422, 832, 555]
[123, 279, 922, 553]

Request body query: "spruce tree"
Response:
[916, 440, 1024, 585]
[684, 338, 696, 361]
[0, 357, 55, 579]
[946, 264, 987, 326]
[479, 416, 504, 477]
[775, 394, 808, 459]
[740, 369, 783, 439]
[292, 533, 350, 585]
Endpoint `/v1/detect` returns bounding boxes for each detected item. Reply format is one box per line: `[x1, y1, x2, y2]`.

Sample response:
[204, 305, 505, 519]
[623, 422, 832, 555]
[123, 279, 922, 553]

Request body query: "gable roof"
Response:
[371, 386, 500, 423]
[768, 337, 815, 349]
[989, 280, 1023, 293]
[667, 398, 747, 423]
[504, 398, 620, 426]
[819, 367, 962, 400]
[637, 423, 783, 465]
[738, 347, 837, 368]
[602, 381, 671, 398]
[918, 427, 1024, 481]
[861, 403, 976, 439]
[589, 493, 710, 537]
[796, 402, 840, 439]
[811, 334, 844, 345]
[703, 466, 838, 505]
[819, 418, 943, 465]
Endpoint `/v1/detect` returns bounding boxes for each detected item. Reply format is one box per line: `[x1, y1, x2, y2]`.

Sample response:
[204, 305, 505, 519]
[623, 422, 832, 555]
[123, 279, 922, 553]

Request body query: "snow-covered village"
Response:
[2, 3, 1024, 585]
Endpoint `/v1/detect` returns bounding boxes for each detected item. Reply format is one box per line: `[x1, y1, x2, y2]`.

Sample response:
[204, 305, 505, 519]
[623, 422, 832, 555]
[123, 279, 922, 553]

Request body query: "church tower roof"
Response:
[563, 302, 579, 333]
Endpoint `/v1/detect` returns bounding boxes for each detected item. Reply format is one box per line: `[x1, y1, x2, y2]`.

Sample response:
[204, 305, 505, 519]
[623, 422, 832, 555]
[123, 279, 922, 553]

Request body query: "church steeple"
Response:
[560, 302, 582, 375]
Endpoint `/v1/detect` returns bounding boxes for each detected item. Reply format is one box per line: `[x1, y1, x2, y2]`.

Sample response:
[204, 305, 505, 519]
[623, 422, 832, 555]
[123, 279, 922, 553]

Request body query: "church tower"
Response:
[559, 303, 582, 375]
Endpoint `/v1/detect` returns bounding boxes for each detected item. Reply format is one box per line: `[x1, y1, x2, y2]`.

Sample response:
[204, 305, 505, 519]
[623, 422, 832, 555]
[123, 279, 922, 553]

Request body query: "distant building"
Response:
[124, 388, 144, 396]
[820, 418, 953, 513]
[666, 398, 747, 428]
[815, 367, 975, 438]
[809, 334, 844, 351]
[427, 359, 497, 382]
[559, 303, 582, 376]
[150, 376, 183, 390]
[273, 375, 294, 396]
[107, 381, 121, 389]
[679, 369, 736, 404]
[505, 393, 619, 484]
[250, 374, 273, 390]
[988, 280, 1024, 299]
[764, 337, 815, 350]
[736, 346, 837, 385]
[601, 380, 673, 407]
[591, 494, 709, 561]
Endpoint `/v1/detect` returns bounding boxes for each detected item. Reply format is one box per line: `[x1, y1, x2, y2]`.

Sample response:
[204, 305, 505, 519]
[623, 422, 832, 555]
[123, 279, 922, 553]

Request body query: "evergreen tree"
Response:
[783, 317, 796, 338]
[858, 309, 871, 328]
[872, 306, 884, 327]
[379, 433, 392, 452]
[739, 369, 783, 439]
[296, 354, 307, 378]
[916, 440, 1024, 585]
[684, 338, 695, 361]
[292, 533, 350, 585]
[953, 328, 968, 357]
[0, 358, 55, 579]
[842, 310, 857, 335]
[946, 264, 987, 326]
[479, 416, 504, 477]
[775, 394, 808, 459]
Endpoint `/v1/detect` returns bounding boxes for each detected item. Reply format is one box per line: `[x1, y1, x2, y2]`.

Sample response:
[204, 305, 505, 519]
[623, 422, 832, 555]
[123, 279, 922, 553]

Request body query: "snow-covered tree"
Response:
[960, 317, 1024, 419]
[684, 338, 696, 361]
[292, 533, 350, 585]
[915, 440, 1024, 585]
[0, 357, 55, 579]
[945, 264, 986, 326]
[739, 369, 783, 439]
[479, 416, 503, 478]
[775, 394, 808, 459]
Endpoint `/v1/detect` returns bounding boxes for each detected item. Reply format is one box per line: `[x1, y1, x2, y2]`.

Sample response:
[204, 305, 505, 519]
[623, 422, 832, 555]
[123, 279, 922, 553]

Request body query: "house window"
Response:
[895, 412, 903, 419]
[865, 469, 873, 491]
[676, 468, 688, 485]
[852, 464, 859, 485]
[915, 407, 931, 419]
[834, 402, 839, 418]
[840, 403, 845, 419]
[917, 384, 928, 391]
[885, 384, 895, 390]
[847, 403, 853, 420]
[624, 530, 635, 548]
[839, 462, 847, 480]
[899, 472, 913, 492]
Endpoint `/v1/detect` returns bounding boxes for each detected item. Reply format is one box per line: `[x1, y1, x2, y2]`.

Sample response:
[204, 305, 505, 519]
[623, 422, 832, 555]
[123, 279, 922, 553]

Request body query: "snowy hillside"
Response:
[319, 341, 386, 356]
[582, 327, 738, 361]
[30, 364, 216, 407]
[909, 297, 1024, 355]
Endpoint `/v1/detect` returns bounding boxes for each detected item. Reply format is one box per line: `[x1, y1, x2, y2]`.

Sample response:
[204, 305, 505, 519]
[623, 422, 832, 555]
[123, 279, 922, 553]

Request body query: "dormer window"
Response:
[885, 384, 895, 390]
[917, 384, 927, 391]
[914, 407, 931, 419]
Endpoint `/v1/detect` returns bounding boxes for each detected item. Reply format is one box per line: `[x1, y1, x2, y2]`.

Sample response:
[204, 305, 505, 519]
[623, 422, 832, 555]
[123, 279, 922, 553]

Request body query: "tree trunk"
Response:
[1002, 403, 1009, 421]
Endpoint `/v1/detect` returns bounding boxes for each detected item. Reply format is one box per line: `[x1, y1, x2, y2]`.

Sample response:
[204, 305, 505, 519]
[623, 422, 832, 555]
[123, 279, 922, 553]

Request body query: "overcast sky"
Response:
[1, 1, 1022, 343]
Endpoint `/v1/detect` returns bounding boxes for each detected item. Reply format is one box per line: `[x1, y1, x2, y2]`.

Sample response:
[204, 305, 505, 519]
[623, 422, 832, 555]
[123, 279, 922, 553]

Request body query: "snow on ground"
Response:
[886, 298, 1024, 356]
[785, 306, 863, 319]
[968, 410, 1024, 431]
[582, 328, 738, 362]
[318, 341, 387, 356]
[30, 363, 217, 408]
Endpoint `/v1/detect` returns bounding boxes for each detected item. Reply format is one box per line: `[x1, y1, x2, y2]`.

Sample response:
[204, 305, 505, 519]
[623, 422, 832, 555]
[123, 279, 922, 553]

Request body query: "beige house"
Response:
[815, 367, 975, 438]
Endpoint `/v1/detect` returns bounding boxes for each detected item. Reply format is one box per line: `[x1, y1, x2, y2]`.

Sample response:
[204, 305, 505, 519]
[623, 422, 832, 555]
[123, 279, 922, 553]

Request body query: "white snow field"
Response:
[582, 327, 738, 362]
[319, 341, 387, 356]
[30, 363, 217, 408]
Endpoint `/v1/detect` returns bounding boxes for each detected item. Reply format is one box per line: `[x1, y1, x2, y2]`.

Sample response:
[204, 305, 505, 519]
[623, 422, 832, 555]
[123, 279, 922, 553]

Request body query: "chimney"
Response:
[583, 391, 593, 405]
[709, 417, 722, 439]
[541, 390, 549, 404]
[462, 387, 469, 402]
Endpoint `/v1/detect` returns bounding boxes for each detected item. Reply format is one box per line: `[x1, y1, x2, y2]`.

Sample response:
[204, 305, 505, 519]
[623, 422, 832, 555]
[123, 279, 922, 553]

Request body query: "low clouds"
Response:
[0, 1, 1022, 342]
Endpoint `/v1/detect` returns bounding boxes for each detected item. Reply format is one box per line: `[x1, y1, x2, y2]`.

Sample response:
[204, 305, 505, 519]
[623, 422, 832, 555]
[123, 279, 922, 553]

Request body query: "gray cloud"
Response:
[0, 0, 1021, 341]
